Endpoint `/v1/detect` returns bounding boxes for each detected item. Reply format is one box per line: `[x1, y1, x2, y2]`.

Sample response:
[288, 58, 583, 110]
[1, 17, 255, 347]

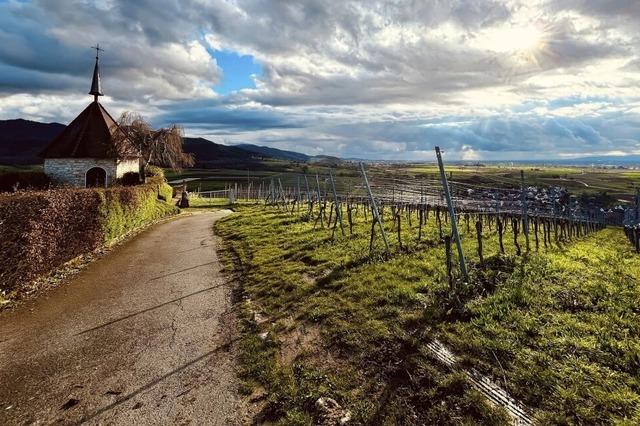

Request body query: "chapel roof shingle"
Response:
[40, 101, 137, 159]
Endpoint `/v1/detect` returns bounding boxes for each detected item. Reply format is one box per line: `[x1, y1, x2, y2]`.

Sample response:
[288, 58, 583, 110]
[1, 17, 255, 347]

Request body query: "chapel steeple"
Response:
[89, 44, 104, 102]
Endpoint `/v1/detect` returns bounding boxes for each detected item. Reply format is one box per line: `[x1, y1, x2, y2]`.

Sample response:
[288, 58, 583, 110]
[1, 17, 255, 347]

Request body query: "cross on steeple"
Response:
[89, 44, 104, 102]
[91, 44, 104, 60]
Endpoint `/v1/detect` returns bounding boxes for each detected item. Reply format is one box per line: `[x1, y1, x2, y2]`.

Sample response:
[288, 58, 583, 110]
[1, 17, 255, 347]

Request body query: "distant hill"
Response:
[0, 119, 313, 167]
[236, 143, 310, 162]
[0, 119, 65, 164]
[182, 137, 265, 167]
[309, 155, 342, 166]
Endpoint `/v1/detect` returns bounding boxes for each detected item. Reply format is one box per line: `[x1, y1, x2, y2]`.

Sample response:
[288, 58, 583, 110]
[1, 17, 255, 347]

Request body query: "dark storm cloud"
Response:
[0, 62, 81, 94]
[154, 100, 304, 132]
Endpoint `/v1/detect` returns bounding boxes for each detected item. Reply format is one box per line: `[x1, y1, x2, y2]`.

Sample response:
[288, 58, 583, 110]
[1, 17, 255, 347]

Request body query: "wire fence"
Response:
[193, 166, 609, 225]
[181, 153, 632, 280]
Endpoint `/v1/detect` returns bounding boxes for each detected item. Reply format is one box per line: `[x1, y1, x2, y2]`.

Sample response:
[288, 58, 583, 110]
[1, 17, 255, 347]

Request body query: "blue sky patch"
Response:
[211, 49, 262, 95]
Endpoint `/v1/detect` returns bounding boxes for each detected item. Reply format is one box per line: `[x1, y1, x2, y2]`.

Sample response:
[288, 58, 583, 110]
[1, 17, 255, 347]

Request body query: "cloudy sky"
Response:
[1, 0, 639, 160]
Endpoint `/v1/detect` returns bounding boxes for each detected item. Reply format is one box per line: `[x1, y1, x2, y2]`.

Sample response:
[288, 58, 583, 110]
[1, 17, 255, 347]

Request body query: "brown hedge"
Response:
[0, 183, 177, 296]
[0, 171, 51, 192]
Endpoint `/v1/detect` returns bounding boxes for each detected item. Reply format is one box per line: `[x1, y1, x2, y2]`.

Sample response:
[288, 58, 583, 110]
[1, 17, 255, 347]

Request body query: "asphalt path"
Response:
[0, 210, 240, 425]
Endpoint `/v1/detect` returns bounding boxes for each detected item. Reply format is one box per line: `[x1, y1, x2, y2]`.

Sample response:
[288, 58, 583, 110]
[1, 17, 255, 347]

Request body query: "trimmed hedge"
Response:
[0, 182, 178, 296]
[0, 171, 51, 192]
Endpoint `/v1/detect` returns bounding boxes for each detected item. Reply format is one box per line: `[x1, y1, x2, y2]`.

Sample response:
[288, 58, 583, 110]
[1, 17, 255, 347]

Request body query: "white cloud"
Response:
[0, 0, 639, 160]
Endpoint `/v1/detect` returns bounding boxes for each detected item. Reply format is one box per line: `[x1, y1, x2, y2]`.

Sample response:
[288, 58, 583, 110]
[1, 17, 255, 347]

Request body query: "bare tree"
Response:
[114, 112, 194, 172]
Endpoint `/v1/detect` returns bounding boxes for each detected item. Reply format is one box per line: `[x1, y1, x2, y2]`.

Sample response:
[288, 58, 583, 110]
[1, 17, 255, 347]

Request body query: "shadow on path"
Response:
[148, 261, 219, 282]
[75, 282, 229, 336]
[78, 337, 240, 424]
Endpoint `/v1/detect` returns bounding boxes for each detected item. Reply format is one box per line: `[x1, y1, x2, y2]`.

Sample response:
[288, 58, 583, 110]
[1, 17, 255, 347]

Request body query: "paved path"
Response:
[0, 211, 240, 425]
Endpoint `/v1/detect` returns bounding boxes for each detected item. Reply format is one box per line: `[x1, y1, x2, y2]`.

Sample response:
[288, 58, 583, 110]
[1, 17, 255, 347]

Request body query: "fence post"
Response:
[328, 168, 345, 236]
[521, 170, 530, 251]
[315, 174, 325, 228]
[476, 219, 483, 264]
[304, 174, 311, 215]
[268, 178, 274, 204]
[513, 218, 521, 256]
[497, 217, 504, 253]
[435, 146, 468, 281]
[296, 175, 301, 213]
[278, 178, 285, 206]
[635, 188, 639, 224]
[315, 174, 322, 205]
[359, 162, 389, 252]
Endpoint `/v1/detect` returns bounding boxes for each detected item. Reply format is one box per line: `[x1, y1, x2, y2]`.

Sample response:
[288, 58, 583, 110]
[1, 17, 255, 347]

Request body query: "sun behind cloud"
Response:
[479, 25, 543, 54]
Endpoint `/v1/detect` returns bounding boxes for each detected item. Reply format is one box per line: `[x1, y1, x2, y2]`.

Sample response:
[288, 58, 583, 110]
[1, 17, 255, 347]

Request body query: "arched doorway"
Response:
[86, 167, 107, 188]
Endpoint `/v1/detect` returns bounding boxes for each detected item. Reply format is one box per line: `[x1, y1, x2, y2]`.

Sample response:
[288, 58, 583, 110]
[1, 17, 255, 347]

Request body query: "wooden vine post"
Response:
[521, 170, 530, 252]
[396, 209, 402, 250]
[304, 174, 312, 217]
[328, 167, 345, 237]
[476, 219, 483, 264]
[314, 174, 325, 228]
[278, 178, 285, 207]
[497, 217, 505, 254]
[359, 162, 390, 253]
[296, 175, 301, 213]
[635, 188, 640, 224]
[435, 146, 468, 281]
[513, 219, 521, 256]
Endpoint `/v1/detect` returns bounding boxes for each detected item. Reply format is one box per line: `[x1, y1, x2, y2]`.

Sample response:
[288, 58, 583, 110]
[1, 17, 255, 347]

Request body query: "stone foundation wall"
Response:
[44, 158, 118, 187]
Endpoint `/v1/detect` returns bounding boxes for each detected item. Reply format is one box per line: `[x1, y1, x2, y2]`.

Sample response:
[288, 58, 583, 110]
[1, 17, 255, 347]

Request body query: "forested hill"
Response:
[0, 119, 65, 164]
[236, 143, 310, 162]
[0, 118, 311, 166]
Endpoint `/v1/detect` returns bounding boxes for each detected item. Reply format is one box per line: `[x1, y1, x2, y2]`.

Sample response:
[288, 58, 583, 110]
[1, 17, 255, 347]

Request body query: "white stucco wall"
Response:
[44, 158, 118, 187]
[116, 158, 141, 179]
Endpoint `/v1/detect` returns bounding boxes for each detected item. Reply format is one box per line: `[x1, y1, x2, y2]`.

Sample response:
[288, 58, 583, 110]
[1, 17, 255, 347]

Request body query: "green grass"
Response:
[213, 201, 640, 424]
[402, 164, 640, 203]
[165, 162, 363, 193]
[0, 164, 43, 175]
[442, 232, 640, 424]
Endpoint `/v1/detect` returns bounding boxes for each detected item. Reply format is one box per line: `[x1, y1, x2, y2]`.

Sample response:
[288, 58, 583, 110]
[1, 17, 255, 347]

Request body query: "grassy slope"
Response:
[217, 204, 510, 424]
[443, 230, 640, 424]
[216, 203, 640, 424]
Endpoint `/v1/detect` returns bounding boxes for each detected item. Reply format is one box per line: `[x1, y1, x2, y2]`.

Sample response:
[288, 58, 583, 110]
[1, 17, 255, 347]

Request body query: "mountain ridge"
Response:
[0, 118, 311, 166]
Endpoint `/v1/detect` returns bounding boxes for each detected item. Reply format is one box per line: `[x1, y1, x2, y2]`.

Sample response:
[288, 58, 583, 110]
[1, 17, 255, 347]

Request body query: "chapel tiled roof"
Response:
[41, 101, 136, 159]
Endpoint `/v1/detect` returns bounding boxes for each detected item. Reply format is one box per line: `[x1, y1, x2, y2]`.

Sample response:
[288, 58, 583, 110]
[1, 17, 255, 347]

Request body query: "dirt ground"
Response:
[0, 210, 243, 425]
